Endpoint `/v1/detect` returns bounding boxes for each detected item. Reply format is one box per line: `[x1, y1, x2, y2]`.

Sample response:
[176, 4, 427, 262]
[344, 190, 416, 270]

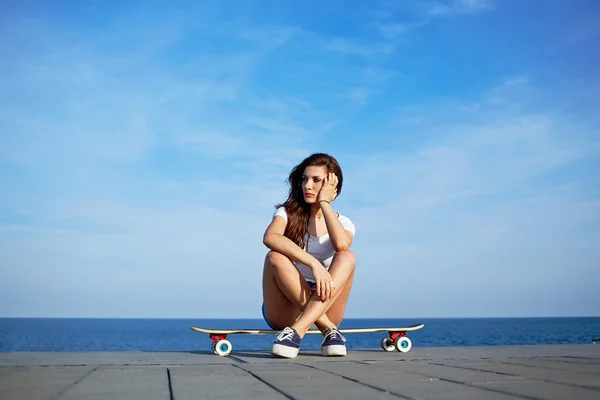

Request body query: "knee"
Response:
[265, 251, 293, 271]
[335, 249, 356, 267]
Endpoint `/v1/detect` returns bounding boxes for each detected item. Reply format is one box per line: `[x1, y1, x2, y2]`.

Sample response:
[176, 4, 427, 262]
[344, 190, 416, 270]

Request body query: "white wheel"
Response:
[381, 337, 395, 352]
[211, 342, 217, 354]
[394, 336, 412, 353]
[214, 339, 232, 356]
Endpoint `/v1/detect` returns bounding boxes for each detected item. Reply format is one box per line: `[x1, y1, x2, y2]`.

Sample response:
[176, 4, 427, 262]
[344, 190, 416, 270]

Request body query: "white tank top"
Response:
[273, 206, 356, 282]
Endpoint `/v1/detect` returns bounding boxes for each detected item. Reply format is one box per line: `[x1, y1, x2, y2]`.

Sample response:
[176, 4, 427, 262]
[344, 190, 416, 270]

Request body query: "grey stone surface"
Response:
[0, 366, 94, 400]
[541, 356, 600, 365]
[240, 363, 399, 399]
[499, 357, 600, 374]
[300, 361, 520, 399]
[0, 351, 233, 367]
[446, 359, 600, 388]
[477, 380, 599, 400]
[229, 344, 600, 364]
[1, 345, 599, 399]
[382, 361, 600, 399]
[169, 365, 287, 400]
[58, 366, 170, 400]
[0, 367, 19, 378]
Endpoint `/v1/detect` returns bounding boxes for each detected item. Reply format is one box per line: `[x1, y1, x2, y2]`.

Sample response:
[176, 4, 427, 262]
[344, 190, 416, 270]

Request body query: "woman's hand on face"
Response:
[317, 172, 339, 203]
[311, 263, 335, 302]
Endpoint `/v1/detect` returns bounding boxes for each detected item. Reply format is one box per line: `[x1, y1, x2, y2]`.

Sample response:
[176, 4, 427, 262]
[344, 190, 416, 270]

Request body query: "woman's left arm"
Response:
[318, 172, 353, 251]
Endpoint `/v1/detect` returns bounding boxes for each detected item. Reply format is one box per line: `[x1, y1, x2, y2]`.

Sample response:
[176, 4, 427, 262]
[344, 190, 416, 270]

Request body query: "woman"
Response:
[262, 153, 357, 358]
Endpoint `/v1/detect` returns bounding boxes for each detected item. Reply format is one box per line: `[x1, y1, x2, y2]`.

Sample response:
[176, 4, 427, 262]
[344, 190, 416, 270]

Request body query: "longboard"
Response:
[191, 323, 424, 356]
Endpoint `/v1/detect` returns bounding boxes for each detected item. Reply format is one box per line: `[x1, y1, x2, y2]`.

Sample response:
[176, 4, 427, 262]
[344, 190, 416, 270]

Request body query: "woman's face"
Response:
[302, 165, 328, 204]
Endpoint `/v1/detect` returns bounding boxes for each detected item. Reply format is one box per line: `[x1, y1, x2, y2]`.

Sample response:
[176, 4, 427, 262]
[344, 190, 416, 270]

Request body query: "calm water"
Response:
[1, 318, 599, 352]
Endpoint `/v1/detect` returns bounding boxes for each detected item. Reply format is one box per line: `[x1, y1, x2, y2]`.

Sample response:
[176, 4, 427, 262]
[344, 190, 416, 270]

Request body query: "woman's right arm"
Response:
[263, 216, 321, 269]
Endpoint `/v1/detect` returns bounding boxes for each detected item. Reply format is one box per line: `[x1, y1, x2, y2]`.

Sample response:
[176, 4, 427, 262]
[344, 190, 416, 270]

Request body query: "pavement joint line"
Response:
[2, 363, 236, 367]
[51, 366, 98, 400]
[426, 362, 600, 393]
[167, 367, 174, 400]
[534, 357, 600, 366]
[232, 364, 296, 400]
[562, 356, 600, 361]
[296, 362, 416, 400]
[426, 362, 519, 377]
[399, 366, 544, 400]
[227, 355, 249, 364]
[497, 359, 600, 374]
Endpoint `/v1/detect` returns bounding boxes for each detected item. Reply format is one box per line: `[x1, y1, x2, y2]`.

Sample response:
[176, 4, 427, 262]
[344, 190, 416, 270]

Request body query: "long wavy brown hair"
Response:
[276, 153, 343, 249]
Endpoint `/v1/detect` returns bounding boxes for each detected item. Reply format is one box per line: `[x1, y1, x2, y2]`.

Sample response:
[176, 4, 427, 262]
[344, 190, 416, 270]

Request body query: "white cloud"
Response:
[377, 23, 411, 38]
[426, 0, 491, 16]
[326, 37, 395, 56]
[369, 0, 491, 42]
[1, 5, 598, 319]
[503, 76, 529, 86]
[0, 205, 271, 317]
[558, 14, 600, 47]
[332, 76, 599, 317]
[0, 18, 319, 171]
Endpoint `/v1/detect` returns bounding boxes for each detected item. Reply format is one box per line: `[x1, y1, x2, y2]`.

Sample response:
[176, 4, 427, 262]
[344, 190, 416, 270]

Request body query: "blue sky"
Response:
[1, 0, 599, 319]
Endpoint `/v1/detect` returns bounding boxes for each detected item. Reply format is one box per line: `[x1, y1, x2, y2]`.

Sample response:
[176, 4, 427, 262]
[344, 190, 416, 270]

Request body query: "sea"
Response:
[1, 317, 599, 352]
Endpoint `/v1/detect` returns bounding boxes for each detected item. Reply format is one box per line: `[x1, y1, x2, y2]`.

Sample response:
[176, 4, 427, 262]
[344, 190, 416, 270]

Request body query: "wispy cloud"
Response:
[376, 23, 411, 39]
[331, 73, 599, 316]
[325, 37, 395, 56]
[1, 1, 598, 318]
[425, 0, 491, 16]
[370, 0, 491, 40]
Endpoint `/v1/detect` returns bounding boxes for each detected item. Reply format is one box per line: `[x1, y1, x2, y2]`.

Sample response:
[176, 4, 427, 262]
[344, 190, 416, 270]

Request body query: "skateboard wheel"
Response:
[214, 339, 232, 356]
[394, 337, 412, 353]
[211, 342, 217, 354]
[381, 337, 395, 352]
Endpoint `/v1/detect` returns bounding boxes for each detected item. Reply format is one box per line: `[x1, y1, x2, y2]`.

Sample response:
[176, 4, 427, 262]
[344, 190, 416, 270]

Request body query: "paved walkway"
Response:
[1, 344, 599, 399]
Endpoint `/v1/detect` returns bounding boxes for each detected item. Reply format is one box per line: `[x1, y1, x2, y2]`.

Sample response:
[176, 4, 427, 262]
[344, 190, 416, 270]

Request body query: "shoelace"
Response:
[322, 329, 346, 344]
[276, 328, 296, 342]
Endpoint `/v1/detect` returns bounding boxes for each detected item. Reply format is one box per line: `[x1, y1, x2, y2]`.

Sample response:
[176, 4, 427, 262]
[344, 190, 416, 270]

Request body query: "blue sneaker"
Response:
[271, 327, 301, 358]
[321, 328, 347, 356]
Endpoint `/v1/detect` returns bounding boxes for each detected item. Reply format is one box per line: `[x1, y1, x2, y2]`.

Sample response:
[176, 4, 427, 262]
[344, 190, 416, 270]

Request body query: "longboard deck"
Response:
[191, 323, 424, 335]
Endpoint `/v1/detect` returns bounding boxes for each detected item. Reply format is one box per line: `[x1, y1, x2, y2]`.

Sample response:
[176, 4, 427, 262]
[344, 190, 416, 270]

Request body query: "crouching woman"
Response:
[262, 153, 357, 358]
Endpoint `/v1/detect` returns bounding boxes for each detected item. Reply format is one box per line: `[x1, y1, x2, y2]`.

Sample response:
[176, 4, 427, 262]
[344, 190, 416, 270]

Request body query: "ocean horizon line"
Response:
[1, 316, 599, 320]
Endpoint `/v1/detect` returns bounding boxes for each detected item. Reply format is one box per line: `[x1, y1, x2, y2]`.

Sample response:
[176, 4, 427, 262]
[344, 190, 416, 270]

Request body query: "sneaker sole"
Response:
[321, 344, 347, 356]
[271, 343, 300, 358]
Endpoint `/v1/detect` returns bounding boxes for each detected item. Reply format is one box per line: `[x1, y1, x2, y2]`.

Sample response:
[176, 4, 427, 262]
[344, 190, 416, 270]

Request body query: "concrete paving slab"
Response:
[2, 345, 599, 367]
[545, 356, 600, 365]
[169, 365, 287, 400]
[480, 358, 600, 375]
[2, 345, 599, 399]
[57, 366, 170, 400]
[366, 344, 600, 361]
[396, 362, 600, 400]
[301, 361, 520, 400]
[477, 380, 600, 400]
[0, 351, 235, 367]
[449, 360, 600, 389]
[241, 363, 399, 399]
[0, 366, 94, 400]
[0, 367, 20, 378]
[522, 357, 597, 373]
[228, 345, 600, 365]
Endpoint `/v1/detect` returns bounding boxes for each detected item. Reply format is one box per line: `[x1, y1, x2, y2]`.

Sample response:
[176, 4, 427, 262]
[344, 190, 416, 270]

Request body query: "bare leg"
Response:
[290, 250, 356, 337]
[262, 251, 338, 331]
[325, 269, 355, 326]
